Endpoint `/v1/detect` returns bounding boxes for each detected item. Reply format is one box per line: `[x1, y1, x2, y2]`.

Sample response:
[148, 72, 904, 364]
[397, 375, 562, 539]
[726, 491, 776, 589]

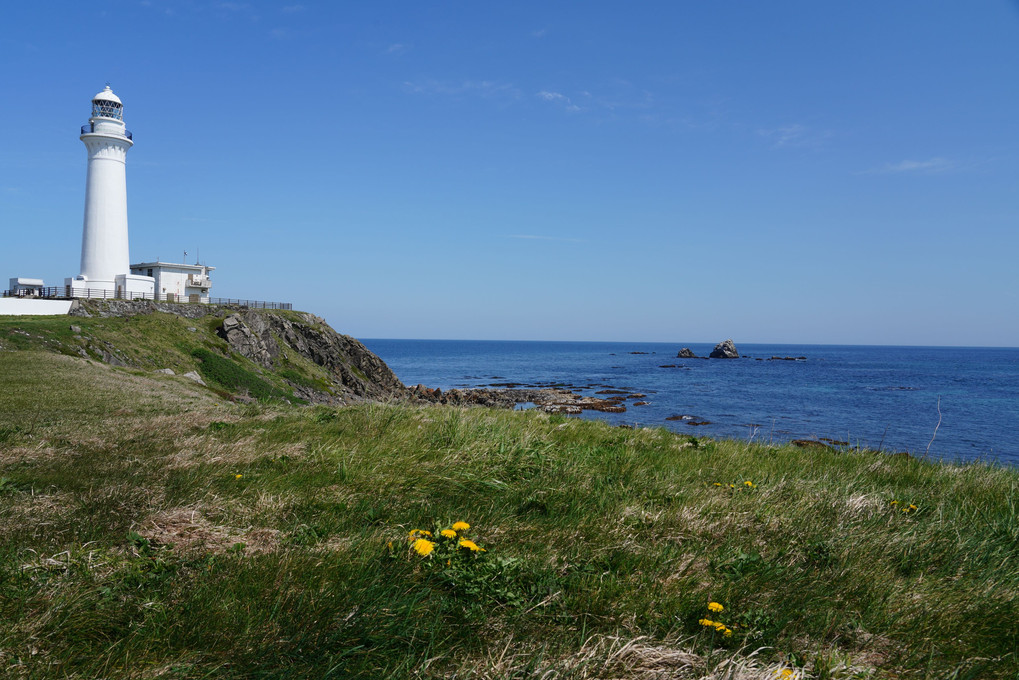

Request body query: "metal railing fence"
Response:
[80, 123, 133, 140]
[2, 287, 291, 310]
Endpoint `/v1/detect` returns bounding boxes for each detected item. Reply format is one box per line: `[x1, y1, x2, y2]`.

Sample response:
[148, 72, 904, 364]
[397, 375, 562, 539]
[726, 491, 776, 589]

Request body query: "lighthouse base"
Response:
[64, 274, 154, 300]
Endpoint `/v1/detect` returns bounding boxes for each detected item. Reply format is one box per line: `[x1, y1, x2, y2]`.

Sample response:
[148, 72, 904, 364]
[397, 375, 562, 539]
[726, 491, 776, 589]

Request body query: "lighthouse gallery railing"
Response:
[81, 124, 133, 140]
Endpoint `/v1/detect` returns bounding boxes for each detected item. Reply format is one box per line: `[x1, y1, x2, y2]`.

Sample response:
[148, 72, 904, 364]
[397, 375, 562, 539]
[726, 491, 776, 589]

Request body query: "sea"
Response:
[361, 340, 1019, 467]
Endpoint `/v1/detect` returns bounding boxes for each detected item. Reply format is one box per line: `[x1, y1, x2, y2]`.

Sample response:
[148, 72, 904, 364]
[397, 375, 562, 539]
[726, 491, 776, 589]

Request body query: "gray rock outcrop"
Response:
[71, 299, 212, 319]
[183, 371, 206, 386]
[215, 311, 405, 401]
[709, 339, 739, 359]
[677, 348, 698, 358]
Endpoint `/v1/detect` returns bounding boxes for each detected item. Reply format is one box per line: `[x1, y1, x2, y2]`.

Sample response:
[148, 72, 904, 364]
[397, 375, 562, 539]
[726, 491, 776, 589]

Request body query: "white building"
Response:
[65, 85, 154, 299]
[8, 278, 45, 296]
[130, 262, 214, 303]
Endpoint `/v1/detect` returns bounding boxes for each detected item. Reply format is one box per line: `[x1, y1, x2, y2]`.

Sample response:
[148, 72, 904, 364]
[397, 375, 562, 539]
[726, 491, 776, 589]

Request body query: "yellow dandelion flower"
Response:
[412, 538, 435, 556]
[707, 601, 724, 613]
[713, 483, 722, 487]
[890, 500, 898, 505]
[699, 618, 714, 627]
[440, 529, 457, 539]
[458, 539, 485, 552]
[408, 529, 433, 541]
[714, 622, 727, 632]
[723, 628, 733, 637]
[234, 474, 243, 480]
[452, 521, 470, 531]
[744, 481, 754, 487]
[728, 484, 736, 489]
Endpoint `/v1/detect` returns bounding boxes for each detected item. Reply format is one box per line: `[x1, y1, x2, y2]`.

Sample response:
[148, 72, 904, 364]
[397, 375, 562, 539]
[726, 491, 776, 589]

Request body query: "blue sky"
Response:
[2, 1, 1017, 345]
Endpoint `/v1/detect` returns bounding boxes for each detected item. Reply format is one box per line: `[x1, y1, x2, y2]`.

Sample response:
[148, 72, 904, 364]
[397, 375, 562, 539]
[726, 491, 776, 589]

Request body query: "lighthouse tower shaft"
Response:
[78, 86, 133, 290]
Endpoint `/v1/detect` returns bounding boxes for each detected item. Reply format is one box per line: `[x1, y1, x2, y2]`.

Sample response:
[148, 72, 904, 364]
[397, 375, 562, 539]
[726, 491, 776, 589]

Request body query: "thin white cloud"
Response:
[760, 124, 805, 147]
[536, 90, 581, 112]
[867, 157, 955, 174]
[387, 43, 409, 56]
[757, 124, 830, 149]
[531, 28, 548, 38]
[508, 234, 586, 243]
[586, 79, 653, 112]
[404, 79, 521, 100]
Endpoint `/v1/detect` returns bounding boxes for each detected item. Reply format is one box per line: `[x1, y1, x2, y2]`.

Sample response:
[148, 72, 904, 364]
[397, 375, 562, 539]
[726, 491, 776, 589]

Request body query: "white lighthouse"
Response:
[66, 85, 153, 298]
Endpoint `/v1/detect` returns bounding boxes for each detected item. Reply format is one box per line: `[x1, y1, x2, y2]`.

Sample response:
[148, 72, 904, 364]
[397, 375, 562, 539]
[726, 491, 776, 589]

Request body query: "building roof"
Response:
[130, 262, 216, 272]
[92, 85, 122, 105]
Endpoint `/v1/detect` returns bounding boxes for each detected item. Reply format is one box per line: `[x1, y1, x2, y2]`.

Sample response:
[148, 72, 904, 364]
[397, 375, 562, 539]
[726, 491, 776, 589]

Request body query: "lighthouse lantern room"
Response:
[65, 85, 154, 299]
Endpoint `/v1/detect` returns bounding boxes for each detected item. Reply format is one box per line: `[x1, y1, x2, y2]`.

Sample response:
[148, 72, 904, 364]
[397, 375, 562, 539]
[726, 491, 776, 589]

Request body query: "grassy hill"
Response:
[0, 302, 404, 405]
[1, 312, 1017, 679]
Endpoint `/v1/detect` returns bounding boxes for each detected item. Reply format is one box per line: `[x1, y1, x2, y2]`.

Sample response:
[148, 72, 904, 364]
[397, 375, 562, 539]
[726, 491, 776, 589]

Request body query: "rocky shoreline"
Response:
[407, 383, 642, 415]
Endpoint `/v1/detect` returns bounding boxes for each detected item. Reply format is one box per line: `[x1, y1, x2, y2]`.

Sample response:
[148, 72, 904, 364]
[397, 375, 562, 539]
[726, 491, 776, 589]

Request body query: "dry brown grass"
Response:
[138, 506, 280, 554]
[436, 633, 875, 679]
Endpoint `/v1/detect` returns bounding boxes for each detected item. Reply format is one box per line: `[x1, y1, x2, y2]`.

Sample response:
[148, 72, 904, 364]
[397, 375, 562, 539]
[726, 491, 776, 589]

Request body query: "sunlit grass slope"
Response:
[1, 339, 1017, 678]
[0, 310, 339, 404]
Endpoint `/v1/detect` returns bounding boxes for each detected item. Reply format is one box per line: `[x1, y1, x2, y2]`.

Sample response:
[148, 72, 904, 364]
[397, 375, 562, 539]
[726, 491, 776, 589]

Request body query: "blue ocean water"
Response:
[362, 340, 1019, 466]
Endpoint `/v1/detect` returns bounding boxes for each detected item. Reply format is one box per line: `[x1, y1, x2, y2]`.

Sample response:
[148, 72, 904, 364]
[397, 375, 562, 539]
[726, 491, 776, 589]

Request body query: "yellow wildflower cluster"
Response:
[773, 670, 795, 679]
[699, 618, 733, 637]
[889, 500, 918, 514]
[698, 601, 733, 637]
[712, 480, 756, 490]
[405, 521, 486, 557]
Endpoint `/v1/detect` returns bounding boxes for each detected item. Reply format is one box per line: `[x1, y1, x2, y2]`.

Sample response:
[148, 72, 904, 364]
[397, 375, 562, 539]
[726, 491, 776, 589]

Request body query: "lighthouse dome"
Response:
[91, 85, 124, 120]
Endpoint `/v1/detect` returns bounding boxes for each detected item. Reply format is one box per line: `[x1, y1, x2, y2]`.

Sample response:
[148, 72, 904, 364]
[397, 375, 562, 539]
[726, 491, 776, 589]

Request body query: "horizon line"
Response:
[356, 337, 1019, 351]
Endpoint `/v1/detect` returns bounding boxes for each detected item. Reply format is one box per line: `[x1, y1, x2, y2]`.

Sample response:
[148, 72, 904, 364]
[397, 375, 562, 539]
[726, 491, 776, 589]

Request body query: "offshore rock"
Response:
[677, 348, 698, 358]
[792, 439, 833, 451]
[709, 339, 740, 359]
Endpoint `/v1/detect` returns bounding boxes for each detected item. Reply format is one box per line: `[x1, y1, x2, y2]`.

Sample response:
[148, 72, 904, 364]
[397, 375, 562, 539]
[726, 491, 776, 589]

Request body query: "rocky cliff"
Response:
[215, 310, 404, 402]
[69, 300, 406, 403]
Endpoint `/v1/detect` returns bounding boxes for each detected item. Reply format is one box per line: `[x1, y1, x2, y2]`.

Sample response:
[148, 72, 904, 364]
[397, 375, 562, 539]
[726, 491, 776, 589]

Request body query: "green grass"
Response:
[0, 311, 326, 405]
[190, 347, 299, 403]
[0, 330, 1017, 678]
